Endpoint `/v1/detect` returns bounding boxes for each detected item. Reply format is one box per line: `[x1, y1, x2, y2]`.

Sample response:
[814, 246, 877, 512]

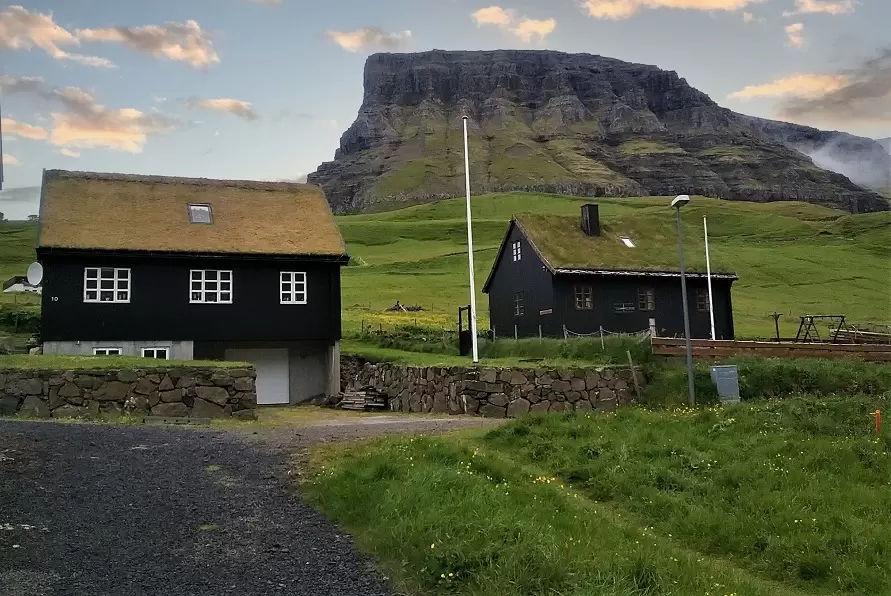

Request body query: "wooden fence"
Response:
[651, 337, 891, 362]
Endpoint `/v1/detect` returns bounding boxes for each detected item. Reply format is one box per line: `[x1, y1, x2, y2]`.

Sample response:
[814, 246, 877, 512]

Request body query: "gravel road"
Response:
[0, 415, 500, 596]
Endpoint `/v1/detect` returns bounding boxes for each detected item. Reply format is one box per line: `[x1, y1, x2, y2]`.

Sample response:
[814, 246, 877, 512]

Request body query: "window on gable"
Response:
[190, 269, 233, 304]
[188, 203, 213, 224]
[696, 288, 710, 312]
[511, 241, 522, 262]
[280, 271, 307, 304]
[93, 347, 122, 356]
[513, 292, 525, 317]
[142, 347, 169, 360]
[574, 285, 593, 310]
[638, 288, 655, 311]
[84, 267, 130, 303]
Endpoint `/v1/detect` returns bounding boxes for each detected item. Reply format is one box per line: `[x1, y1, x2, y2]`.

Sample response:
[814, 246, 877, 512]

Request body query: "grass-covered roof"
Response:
[38, 170, 348, 258]
[514, 210, 735, 275]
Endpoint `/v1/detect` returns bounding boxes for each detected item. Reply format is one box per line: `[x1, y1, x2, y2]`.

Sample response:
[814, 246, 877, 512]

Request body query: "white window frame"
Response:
[188, 203, 213, 224]
[83, 267, 131, 303]
[511, 241, 522, 262]
[141, 347, 170, 360]
[190, 270, 233, 304]
[280, 271, 307, 305]
[93, 347, 122, 356]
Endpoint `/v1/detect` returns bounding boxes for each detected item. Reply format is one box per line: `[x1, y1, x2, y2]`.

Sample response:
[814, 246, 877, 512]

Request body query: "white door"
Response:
[224, 348, 289, 405]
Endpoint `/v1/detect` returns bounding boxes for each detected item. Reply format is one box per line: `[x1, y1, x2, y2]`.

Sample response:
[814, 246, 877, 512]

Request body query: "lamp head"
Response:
[671, 194, 690, 209]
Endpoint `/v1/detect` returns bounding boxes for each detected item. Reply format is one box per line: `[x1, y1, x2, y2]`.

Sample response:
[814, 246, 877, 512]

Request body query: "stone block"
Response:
[549, 401, 571, 413]
[233, 377, 254, 392]
[509, 371, 527, 386]
[15, 378, 44, 396]
[479, 369, 497, 383]
[151, 402, 188, 417]
[48, 387, 65, 409]
[599, 387, 616, 402]
[228, 368, 254, 378]
[191, 397, 227, 418]
[158, 375, 175, 391]
[596, 398, 618, 413]
[551, 379, 571, 392]
[117, 370, 138, 383]
[464, 381, 488, 392]
[484, 383, 503, 393]
[58, 382, 81, 398]
[51, 404, 87, 419]
[19, 396, 50, 418]
[211, 372, 234, 387]
[570, 378, 586, 392]
[566, 391, 581, 403]
[536, 374, 553, 387]
[462, 395, 479, 414]
[195, 386, 229, 406]
[0, 396, 20, 416]
[96, 381, 130, 402]
[176, 376, 196, 389]
[432, 393, 448, 413]
[479, 403, 507, 418]
[134, 378, 157, 395]
[232, 408, 257, 420]
[506, 397, 530, 418]
[100, 402, 123, 416]
[575, 400, 593, 412]
[124, 394, 149, 412]
[488, 393, 509, 407]
[530, 400, 550, 414]
[160, 389, 183, 403]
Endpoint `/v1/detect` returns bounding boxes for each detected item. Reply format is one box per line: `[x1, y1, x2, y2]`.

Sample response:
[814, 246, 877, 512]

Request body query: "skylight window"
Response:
[188, 203, 213, 224]
[620, 236, 636, 248]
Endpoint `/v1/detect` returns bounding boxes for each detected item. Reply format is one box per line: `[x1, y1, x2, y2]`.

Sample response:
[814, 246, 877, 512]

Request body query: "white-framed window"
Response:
[84, 267, 131, 303]
[511, 240, 522, 262]
[142, 347, 169, 360]
[190, 270, 233, 304]
[188, 203, 213, 224]
[93, 347, 122, 356]
[280, 271, 307, 304]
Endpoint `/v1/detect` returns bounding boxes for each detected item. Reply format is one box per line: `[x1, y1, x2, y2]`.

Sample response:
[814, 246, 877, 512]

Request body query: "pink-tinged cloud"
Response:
[77, 20, 219, 69]
[582, 0, 761, 20]
[729, 73, 850, 100]
[2, 117, 48, 140]
[0, 5, 114, 67]
[188, 98, 259, 120]
[783, 0, 856, 16]
[327, 27, 411, 53]
[471, 6, 556, 42]
[785, 22, 805, 47]
[2, 153, 20, 166]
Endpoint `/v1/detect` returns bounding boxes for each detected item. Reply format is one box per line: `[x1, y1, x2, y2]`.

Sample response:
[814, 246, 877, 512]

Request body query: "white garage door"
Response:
[224, 348, 289, 405]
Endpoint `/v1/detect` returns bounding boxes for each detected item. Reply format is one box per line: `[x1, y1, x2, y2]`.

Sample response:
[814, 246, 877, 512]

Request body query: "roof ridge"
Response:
[44, 170, 317, 193]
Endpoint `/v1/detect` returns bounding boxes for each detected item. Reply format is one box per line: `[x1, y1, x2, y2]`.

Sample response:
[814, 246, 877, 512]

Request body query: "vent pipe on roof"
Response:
[581, 204, 600, 236]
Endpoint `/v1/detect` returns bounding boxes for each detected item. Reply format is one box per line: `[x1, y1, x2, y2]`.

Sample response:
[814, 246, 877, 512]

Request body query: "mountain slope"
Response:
[309, 50, 888, 214]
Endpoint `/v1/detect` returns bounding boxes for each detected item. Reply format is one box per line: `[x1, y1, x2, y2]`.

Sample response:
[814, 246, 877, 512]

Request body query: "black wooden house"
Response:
[37, 170, 348, 405]
[483, 204, 737, 340]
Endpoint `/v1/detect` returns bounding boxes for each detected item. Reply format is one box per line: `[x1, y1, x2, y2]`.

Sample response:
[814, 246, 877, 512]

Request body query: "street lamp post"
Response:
[672, 194, 695, 406]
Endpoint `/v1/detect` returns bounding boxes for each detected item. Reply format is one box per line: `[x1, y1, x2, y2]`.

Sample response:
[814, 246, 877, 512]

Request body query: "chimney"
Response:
[581, 204, 600, 236]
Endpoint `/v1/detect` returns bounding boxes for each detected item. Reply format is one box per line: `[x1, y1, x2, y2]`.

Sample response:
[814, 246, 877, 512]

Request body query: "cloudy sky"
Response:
[1, 0, 889, 217]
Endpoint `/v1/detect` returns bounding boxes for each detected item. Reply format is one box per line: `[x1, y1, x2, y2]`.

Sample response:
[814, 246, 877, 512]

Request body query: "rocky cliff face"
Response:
[309, 50, 889, 213]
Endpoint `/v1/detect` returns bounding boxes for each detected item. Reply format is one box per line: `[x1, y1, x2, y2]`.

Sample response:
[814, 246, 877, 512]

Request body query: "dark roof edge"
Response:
[554, 268, 738, 280]
[36, 246, 350, 263]
[43, 169, 322, 193]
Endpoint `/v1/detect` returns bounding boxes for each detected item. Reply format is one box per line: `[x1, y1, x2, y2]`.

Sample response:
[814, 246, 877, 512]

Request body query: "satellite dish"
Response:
[26, 262, 43, 286]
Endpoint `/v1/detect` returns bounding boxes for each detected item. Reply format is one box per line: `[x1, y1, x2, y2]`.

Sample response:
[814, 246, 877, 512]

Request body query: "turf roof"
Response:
[514, 212, 735, 275]
[38, 170, 348, 258]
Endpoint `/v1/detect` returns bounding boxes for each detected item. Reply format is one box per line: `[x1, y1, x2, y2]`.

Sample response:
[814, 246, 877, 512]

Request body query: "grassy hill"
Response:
[339, 193, 890, 338]
[0, 195, 887, 341]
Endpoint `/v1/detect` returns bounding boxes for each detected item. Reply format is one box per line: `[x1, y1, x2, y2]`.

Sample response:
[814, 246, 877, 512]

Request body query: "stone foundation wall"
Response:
[0, 366, 258, 420]
[341, 356, 643, 418]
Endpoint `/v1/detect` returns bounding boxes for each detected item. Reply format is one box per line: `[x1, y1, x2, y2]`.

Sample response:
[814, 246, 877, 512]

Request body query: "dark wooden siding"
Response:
[485, 225, 557, 339]
[554, 274, 734, 339]
[39, 252, 342, 342]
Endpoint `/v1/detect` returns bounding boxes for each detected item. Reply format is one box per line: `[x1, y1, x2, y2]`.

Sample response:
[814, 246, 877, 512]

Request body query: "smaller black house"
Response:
[483, 204, 737, 340]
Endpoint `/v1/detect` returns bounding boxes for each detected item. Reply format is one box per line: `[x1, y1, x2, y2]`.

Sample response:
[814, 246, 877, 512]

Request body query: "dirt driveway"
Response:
[0, 410, 501, 596]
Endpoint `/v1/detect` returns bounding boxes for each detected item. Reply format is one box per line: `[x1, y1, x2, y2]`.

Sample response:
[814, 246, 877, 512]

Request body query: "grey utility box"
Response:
[710, 365, 740, 403]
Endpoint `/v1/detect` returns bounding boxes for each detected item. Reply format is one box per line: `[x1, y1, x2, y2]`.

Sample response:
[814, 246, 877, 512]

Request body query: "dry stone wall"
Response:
[341, 356, 642, 418]
[0, 367, 258, 420]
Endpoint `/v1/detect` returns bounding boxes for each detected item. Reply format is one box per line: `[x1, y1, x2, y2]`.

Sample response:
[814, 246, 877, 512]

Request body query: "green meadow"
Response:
[305, 394, 891, 596]
[339, 193, 890, 338]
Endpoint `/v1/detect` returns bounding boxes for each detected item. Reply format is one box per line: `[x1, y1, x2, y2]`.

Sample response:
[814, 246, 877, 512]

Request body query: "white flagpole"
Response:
[704, 215, 716, 340]
[462, 116, 479, 363]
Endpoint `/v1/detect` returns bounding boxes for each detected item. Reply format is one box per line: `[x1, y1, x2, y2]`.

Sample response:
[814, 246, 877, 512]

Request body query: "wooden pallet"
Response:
[338, 390, 388, 411]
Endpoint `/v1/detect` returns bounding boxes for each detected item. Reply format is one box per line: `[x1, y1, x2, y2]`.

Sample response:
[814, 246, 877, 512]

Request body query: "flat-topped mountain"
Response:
[309, 50, 889, 213]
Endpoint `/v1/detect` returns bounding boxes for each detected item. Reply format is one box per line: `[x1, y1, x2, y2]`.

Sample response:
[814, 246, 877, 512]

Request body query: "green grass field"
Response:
[305, 395, 891, 595]
[0, 194, 887, 343]
[339, 193, 890, 338]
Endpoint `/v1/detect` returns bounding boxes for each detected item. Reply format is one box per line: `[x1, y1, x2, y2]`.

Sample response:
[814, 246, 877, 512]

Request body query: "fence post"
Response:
[538, 324, 542, 341]
[514, 324, 518, 341]
[649, 318, 657, 337]
[563, 324, 568, 340]
[600, 325, 604, 350]
[626, 349, 642, 401]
